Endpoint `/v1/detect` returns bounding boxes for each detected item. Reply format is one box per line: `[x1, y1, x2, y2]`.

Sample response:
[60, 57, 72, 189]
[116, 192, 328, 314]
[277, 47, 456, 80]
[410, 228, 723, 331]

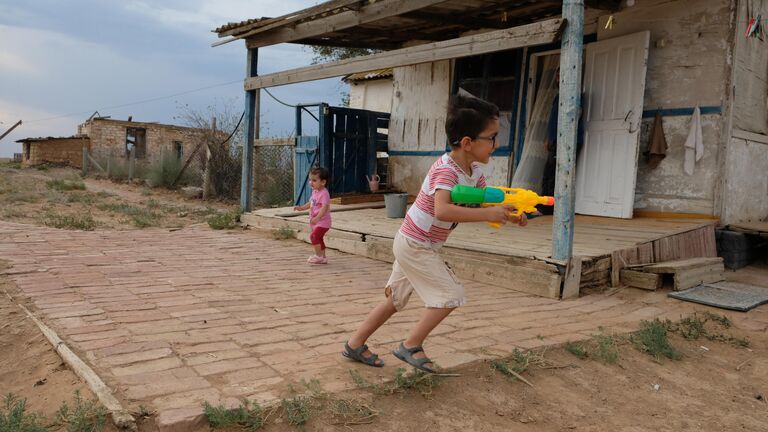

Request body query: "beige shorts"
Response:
[386, 231, 465, 311]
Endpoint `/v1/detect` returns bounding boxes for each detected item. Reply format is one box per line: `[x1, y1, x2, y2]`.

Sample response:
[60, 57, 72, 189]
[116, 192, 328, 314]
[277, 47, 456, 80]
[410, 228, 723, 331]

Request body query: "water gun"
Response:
[450, 185, 555, 228]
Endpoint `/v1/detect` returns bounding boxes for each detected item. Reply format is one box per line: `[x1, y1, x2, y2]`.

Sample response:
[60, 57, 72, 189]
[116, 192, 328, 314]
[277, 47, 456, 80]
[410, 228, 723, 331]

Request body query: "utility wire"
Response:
[24, 79, 244, 124]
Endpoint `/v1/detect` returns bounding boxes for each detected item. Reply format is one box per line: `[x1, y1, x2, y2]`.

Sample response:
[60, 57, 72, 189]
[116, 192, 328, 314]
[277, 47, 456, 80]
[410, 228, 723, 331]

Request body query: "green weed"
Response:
[207, 211, 239, 230]
[565, 341, 588, 359]
[349, 367, 443, 398]
[281, 396, 311, 428]
[0, 394, 47, 432]
[203, 399, 263, 431]
[53, 390, 107, 432]
[630, 319, 682, 361]
[41, 212, 96, 231]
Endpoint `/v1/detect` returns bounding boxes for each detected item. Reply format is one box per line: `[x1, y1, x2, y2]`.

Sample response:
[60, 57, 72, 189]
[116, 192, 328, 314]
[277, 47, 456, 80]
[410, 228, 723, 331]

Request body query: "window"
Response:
[126, 127, 146, 158]
[174, 141, 183, 160]
[453, 49, 523, 152]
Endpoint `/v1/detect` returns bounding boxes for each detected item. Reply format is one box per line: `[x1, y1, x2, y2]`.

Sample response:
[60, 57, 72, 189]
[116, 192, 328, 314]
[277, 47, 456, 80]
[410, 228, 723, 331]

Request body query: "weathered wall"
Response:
[348, 79, 393, 113]
[79, 119, 203, 162]
[388, 60, 512, 193]
[598, 0, 732, 215]
[721, 0, 768, 224]
[388, 61, 450, 194]
[22, 139, 88, 168]
[732, 0, 768, 134]
[722, 136, 768, 224]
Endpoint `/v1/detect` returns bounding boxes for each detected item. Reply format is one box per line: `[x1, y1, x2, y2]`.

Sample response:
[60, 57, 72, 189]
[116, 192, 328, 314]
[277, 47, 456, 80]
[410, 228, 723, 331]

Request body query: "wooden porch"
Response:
[243, 204, 718, 299]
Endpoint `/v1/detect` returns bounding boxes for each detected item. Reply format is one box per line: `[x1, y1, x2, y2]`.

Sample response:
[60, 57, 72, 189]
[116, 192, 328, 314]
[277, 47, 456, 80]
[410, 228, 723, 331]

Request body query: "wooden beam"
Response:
[403, 10, 509, 29]
[245, 18, 564, 90]
[241, 0, 453, 49]
[551, 1, 584, 262]
[296, 37, 401, 50]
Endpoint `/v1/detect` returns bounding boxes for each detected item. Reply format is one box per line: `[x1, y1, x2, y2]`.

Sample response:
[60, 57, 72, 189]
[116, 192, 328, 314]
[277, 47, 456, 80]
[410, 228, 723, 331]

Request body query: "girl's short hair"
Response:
[445, 94, 500, 147]
[310, 166, 329, 181]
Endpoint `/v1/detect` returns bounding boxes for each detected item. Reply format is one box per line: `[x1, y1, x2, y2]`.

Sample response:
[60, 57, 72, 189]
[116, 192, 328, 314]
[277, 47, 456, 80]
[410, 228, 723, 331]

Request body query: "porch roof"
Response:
[212, 0, 620, 50]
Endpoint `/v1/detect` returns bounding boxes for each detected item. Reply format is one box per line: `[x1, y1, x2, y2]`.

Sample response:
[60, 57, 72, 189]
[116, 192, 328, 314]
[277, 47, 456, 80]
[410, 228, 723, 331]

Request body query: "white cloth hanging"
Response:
[683, 106, 704, 175]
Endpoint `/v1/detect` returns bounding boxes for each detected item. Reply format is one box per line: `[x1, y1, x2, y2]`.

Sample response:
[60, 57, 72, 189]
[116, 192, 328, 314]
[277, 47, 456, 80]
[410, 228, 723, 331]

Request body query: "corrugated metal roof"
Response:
[214, 17, 269, 34]
[343, 68, 393, 82]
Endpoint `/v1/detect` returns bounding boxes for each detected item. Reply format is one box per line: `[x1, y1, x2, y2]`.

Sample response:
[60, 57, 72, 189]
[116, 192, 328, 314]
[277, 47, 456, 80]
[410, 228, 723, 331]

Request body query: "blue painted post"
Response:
[240, 48, 259, 212]
[552, 0, 584, 262]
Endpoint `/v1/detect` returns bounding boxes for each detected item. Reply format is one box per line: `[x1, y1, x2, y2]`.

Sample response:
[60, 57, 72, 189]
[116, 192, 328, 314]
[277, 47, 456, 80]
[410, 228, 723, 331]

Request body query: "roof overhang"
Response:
[213, 0, 620, 50]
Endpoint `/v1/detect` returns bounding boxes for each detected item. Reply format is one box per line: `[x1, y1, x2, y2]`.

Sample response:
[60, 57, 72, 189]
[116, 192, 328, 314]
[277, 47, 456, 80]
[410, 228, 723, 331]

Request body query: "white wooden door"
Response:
[576, 31, 650, 218]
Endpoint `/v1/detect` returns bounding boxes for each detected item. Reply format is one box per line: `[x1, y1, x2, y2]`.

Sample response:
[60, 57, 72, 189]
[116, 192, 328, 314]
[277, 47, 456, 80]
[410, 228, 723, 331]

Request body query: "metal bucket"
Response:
[384, 193, 408, 218]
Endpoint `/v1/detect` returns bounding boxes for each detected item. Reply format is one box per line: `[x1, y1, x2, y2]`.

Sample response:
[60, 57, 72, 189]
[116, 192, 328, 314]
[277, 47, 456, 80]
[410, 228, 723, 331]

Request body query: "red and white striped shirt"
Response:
[399, 154, 486, 245]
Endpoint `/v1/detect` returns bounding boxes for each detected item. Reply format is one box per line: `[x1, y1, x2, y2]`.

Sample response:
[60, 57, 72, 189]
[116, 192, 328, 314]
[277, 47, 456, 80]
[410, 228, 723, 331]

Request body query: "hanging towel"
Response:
[684, 106, 704, 175]
[645, 112, 668, 169]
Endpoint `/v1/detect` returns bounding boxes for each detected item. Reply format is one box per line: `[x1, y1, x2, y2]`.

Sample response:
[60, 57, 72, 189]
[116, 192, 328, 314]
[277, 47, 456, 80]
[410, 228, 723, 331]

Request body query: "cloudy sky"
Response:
[0, 0, 345, 157]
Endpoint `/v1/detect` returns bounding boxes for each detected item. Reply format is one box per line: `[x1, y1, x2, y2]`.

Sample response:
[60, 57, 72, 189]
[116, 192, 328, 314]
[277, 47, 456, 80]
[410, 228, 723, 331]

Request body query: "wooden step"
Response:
[640, 257, 724, 291]
[620, 269, 662, 291]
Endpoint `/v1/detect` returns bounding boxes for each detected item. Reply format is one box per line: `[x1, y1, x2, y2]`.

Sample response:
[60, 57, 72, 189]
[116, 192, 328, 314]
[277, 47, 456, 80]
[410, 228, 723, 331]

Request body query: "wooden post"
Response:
[240, 48, 259, 212]
[106, 156, 111, 179]
[128, 147, 135, 182]
[82, 145, 88, 176]
[203, 117, 215, 199]
[552, 0, 584, 262]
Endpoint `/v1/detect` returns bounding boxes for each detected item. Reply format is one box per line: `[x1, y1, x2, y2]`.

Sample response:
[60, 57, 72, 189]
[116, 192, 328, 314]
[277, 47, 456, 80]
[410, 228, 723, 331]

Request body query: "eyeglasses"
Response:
[475, 135, 498, 147]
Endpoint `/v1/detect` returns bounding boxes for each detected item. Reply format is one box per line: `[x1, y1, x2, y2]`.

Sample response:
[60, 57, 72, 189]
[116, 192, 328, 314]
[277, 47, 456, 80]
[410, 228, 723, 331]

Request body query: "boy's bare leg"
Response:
[347, 296, 398, 365]
[403, 307, 454, 368]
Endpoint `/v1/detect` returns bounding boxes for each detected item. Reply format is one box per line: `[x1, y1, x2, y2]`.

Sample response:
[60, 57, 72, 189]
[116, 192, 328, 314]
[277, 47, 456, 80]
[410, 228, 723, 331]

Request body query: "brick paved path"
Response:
[0, 221, 700, 430]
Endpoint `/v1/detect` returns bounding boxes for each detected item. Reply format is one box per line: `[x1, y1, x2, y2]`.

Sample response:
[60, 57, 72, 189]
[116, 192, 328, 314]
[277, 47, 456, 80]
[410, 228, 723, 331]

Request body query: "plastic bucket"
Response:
[384, 193, 408, 218]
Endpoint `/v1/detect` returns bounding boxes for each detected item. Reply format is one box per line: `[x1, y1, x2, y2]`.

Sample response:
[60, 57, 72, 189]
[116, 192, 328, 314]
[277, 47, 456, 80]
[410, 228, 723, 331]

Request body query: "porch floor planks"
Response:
[251, 206, 716, 261]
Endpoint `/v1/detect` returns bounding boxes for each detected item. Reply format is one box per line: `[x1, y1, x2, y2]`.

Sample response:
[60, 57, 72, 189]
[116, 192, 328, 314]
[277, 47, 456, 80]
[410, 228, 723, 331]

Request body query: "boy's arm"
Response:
[434, 189, 506, 223]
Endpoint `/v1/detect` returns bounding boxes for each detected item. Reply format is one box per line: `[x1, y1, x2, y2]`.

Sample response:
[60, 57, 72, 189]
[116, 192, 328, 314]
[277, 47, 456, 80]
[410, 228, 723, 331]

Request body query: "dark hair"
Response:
[445, 94, 500, 147]
[310, 166, 329, 181]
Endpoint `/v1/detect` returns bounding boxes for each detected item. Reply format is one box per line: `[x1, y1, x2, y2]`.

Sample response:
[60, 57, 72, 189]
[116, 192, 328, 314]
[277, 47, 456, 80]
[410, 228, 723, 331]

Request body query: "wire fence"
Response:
[252, 143, 294, 208]
[84, 147, 204, 187]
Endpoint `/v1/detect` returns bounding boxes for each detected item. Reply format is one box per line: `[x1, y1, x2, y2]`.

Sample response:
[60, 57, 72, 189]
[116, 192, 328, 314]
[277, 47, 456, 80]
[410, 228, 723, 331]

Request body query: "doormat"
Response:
[669, 281, 768, 312]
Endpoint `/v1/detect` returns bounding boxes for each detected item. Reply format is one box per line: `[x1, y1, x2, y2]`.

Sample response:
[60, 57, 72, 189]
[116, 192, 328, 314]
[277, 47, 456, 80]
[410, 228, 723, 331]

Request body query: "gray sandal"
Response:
[342, 342, 384, 367]
[392, 343, 436, 373]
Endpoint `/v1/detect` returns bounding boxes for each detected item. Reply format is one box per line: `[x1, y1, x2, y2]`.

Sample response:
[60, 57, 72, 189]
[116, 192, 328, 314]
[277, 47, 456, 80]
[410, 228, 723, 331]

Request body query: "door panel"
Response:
[576, 31, 650, 218]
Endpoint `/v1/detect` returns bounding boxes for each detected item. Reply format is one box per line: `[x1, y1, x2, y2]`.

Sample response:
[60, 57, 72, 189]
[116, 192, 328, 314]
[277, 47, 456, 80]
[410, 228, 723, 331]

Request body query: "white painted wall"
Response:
[598, 0, 731, 215]
[348, 79, 393, 113]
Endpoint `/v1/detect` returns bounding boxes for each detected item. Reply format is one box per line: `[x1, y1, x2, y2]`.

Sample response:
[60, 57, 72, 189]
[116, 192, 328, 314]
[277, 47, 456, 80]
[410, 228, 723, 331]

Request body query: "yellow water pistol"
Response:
[450, 185, 555, 228]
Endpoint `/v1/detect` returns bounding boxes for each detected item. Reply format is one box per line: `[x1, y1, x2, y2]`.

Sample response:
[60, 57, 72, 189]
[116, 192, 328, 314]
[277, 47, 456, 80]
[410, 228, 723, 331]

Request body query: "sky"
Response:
[0, 0, 345, 157]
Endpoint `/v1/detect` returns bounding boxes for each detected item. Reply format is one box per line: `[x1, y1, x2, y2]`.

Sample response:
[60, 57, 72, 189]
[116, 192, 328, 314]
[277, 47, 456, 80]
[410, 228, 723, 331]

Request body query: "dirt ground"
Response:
[0, 164, 237, 230]
[1, 162, 767, 431]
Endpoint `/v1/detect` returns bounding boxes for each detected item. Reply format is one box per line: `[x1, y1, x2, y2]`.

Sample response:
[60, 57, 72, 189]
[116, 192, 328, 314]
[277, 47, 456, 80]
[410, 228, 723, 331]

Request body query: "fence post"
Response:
[203, 117, 215, 200]
[128, 147, 135, 182]
[82, 145, 88, 176]
[106, 154, 111, 179]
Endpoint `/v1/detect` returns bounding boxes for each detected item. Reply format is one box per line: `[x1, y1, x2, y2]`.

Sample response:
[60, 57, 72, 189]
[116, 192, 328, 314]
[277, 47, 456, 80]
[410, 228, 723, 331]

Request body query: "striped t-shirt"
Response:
[399, 154, 486, 245]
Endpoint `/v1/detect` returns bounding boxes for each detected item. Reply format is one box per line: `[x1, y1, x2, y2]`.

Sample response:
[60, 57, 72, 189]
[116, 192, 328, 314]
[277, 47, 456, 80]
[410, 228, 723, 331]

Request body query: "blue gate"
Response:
[293, 103, 389, 206]
[294, 135, 318, 206]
